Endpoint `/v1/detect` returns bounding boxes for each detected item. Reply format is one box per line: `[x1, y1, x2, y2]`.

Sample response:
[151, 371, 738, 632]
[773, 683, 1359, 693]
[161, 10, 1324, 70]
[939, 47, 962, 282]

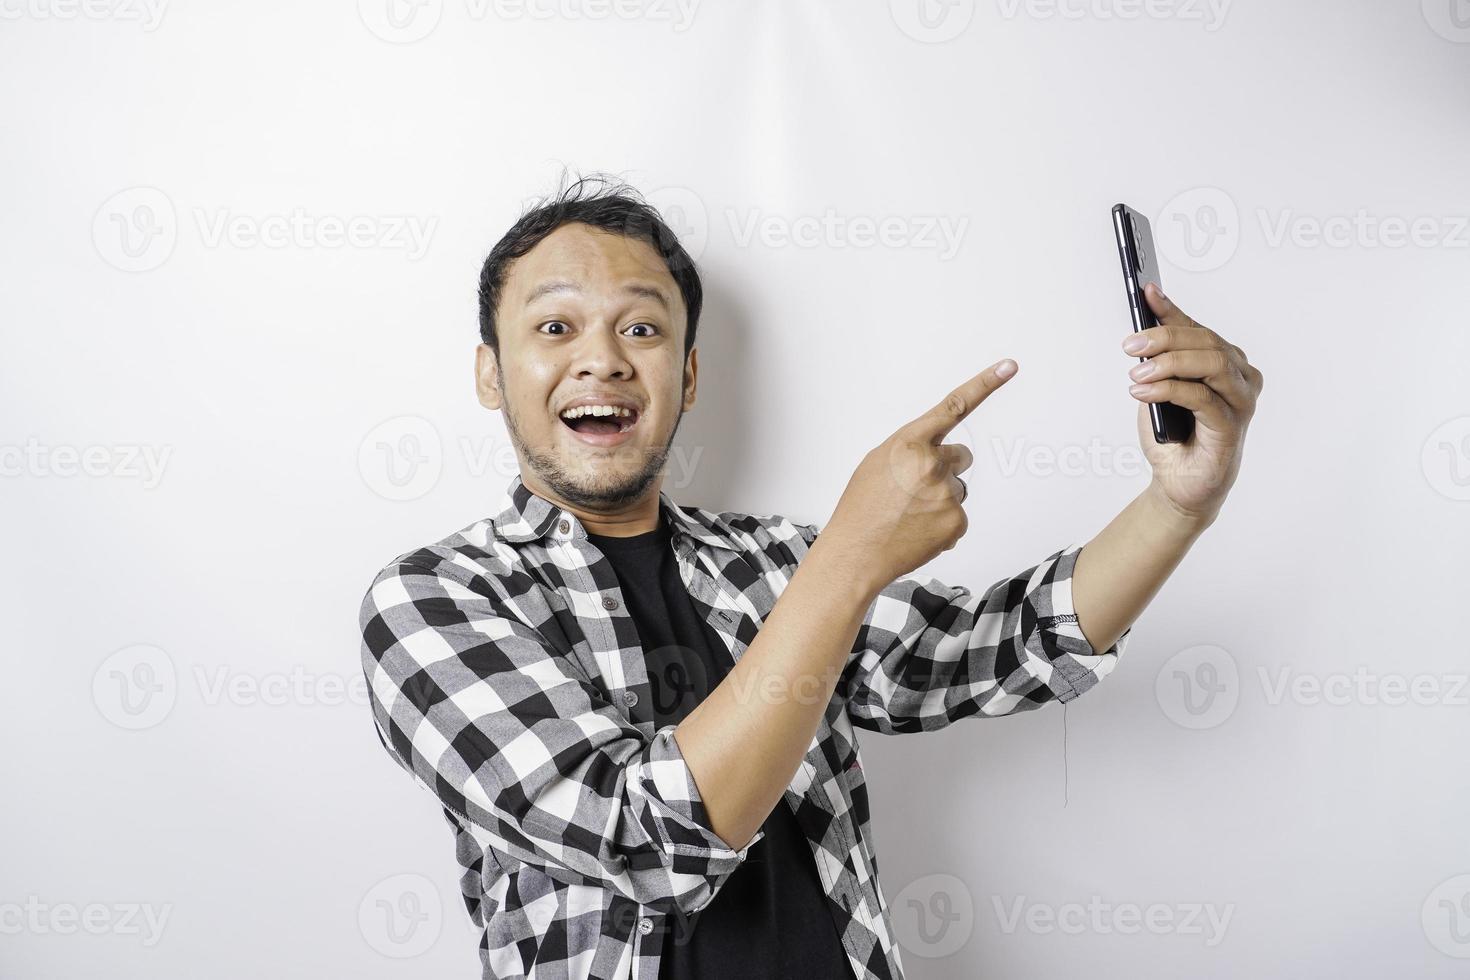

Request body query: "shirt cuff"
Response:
[634, 724, 766, 869]
[1028, 543, 1129, 702]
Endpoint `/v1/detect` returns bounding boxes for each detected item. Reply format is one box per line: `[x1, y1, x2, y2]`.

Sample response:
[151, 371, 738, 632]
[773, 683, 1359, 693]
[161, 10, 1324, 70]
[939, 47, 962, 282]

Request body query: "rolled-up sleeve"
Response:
[786, 523, 1127, 735]
[358, 558, 764, 915]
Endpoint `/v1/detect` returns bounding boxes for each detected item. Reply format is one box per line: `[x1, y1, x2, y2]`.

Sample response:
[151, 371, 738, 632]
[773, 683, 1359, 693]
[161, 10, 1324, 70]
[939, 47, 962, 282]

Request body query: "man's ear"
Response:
[475, 344, 503, 411]
[682, 346, 698, 412]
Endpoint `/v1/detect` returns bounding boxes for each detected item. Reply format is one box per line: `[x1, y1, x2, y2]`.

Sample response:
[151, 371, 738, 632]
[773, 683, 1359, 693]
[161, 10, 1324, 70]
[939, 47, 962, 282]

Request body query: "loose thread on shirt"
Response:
[1062, 700, 1069, 808]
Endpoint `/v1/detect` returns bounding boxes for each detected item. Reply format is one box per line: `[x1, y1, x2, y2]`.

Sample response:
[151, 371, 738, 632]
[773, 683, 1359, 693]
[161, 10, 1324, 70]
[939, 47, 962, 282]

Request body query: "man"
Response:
[357, 174, 1262, 980]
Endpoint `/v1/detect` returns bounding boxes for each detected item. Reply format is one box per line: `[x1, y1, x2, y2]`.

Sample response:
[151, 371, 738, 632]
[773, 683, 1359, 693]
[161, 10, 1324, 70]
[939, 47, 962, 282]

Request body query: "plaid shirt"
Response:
[358, 474, 1129, 980]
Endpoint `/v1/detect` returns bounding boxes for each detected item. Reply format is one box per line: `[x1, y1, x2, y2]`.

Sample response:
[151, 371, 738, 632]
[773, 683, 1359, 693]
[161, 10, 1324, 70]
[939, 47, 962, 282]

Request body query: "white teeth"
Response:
[560, 404, 635, 420]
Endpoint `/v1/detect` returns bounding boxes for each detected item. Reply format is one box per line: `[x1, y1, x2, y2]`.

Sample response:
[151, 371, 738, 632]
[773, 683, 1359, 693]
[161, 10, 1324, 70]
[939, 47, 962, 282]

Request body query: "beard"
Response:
[499, 376, 685, 510]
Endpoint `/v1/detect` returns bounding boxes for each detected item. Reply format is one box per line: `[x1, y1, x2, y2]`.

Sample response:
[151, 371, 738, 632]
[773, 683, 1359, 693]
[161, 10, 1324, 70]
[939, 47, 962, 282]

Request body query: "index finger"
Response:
[905, 359, 1017, 443]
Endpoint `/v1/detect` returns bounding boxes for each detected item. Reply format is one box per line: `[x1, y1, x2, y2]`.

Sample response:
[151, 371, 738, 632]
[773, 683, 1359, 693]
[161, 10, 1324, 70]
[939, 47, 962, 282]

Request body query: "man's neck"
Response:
[521, 471, 664, 538]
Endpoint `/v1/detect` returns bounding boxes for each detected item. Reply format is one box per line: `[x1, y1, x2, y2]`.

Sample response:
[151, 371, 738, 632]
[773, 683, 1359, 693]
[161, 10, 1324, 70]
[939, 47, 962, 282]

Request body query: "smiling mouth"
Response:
[555, 408, 637, 437]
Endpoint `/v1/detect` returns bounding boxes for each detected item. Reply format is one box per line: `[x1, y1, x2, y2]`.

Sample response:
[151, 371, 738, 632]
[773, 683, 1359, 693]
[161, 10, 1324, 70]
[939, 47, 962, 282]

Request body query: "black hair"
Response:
[477, 170, 703, 362]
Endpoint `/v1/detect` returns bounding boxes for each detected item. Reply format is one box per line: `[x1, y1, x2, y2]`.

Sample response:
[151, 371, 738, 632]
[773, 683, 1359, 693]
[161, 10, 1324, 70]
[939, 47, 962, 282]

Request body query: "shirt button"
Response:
[557, 519, 570, 535]
[623, 690, 639, 707]
[602, 596, 619, 611]
[638, 916, 654, 934]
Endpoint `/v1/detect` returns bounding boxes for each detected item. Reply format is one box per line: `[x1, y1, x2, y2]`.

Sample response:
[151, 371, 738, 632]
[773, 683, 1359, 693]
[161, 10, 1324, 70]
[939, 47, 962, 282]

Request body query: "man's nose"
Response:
[571, 326, 633, 380]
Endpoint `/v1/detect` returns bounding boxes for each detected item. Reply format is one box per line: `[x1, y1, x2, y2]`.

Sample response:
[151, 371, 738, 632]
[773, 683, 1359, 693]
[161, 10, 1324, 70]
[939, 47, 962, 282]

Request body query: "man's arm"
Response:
[673, 362, 1017, 853]
[825, 528, 1127, 737]
[672, 527, 883, 855]
[1071, 483, 1214, 657]
[1072, 280, 1263, 654]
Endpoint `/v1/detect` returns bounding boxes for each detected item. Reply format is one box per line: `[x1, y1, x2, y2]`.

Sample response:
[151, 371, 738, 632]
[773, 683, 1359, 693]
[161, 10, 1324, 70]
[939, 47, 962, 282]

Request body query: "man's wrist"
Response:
[1143, 482, 1219, 540]
[803, 532, 886, 608]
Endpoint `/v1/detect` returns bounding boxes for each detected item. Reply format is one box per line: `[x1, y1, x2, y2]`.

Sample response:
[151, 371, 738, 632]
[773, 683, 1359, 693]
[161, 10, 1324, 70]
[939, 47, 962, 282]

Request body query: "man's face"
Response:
[475, 222, 697, 510]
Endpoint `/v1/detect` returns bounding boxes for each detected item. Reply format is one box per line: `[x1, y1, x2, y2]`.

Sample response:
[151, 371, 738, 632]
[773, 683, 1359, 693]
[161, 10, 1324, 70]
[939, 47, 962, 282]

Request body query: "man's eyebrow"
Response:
[523, 279, 670, 310]
[524, 279, 578, 307]
[622, 283, 670, 310]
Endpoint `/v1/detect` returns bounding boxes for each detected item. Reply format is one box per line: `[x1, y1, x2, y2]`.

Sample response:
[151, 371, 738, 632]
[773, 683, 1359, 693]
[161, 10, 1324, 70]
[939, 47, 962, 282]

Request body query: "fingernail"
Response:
[1152, 282, 1168, 301]
[1123, 335, 1147, 353]
[1129, 383, 1149, 395]
[1129, 362, 1154, 380]
[996, 359, 1016, 378]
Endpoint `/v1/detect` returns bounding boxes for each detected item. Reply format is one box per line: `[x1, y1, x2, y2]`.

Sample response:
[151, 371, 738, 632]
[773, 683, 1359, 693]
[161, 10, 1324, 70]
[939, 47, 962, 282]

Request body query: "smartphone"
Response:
[1111, 202, 1194, 444]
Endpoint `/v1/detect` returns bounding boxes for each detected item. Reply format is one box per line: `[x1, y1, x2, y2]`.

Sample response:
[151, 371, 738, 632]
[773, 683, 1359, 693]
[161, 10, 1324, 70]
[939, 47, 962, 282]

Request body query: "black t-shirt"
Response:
[586, 516, 853, 980]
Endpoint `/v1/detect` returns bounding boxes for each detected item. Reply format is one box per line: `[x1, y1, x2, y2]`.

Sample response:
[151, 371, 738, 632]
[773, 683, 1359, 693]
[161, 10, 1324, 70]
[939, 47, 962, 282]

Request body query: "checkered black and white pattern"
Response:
[358, 474, 1129, 979]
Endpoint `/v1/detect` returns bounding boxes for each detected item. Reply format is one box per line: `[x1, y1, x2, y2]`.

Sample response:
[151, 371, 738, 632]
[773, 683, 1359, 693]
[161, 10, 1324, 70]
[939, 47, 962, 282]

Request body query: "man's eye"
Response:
[539, 321, 569, 336]
[625, 322, 658, 338]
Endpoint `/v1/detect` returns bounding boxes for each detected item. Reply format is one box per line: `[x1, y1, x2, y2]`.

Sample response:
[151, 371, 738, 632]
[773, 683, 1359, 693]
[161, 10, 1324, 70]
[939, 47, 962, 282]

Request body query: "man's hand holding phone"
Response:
[1124, 281, 1263, 526]
[810, 214, 1263, 600]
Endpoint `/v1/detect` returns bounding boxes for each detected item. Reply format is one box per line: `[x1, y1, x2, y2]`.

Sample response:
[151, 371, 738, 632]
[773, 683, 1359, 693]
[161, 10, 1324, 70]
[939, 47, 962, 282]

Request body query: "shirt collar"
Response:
[490, 473, 738, 553]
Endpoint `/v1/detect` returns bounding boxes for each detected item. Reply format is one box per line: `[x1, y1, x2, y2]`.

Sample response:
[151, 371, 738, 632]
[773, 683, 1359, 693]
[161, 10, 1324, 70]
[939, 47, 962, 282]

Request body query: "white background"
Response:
[4, 0, 1469, 977]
